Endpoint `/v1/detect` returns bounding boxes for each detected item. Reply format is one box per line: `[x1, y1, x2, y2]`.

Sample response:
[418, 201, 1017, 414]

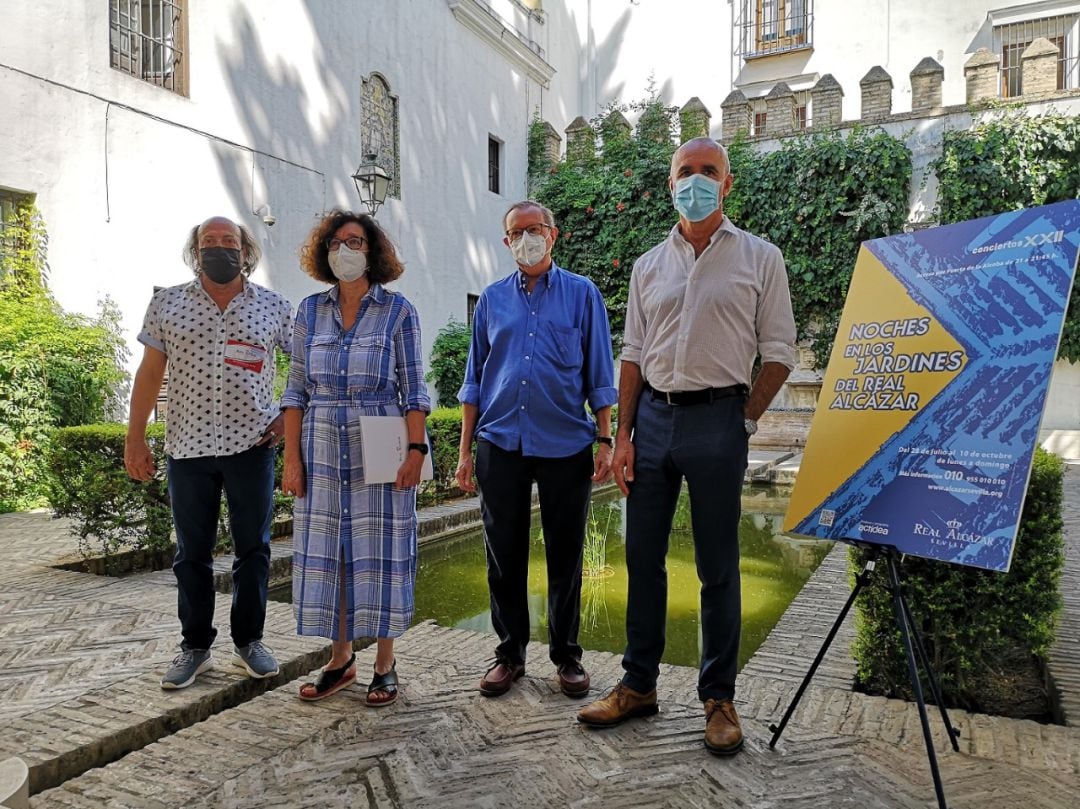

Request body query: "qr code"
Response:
[819, 509, 835, 527]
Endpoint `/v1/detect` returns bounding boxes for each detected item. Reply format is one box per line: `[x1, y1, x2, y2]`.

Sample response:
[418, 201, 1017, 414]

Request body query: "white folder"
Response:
[358, 415, 434, 485]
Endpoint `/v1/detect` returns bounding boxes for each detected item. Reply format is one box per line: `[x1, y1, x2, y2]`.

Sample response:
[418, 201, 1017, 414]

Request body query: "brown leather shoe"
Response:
[557, 661, 591, 698]
[704, 698, 744, 756]
[577, 683, 658, 726]
[479, 659, 524, 697]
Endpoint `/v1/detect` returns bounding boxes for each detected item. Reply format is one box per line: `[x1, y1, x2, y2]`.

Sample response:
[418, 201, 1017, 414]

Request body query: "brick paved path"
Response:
[29, 621, 1080, 808]
[4, 459, 1080, 807]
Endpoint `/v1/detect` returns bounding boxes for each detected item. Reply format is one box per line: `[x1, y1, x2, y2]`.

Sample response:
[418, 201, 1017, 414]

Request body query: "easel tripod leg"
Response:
[768, 551, 878, 749]
[898, 591, 961, 751]
[887, 553, 949, 809]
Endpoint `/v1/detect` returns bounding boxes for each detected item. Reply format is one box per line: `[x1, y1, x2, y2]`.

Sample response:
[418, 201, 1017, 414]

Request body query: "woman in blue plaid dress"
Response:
[282, 211, 430, 705]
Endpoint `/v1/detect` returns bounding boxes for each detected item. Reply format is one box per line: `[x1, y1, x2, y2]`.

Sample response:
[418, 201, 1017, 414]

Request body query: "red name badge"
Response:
[224, 340, 266, 372]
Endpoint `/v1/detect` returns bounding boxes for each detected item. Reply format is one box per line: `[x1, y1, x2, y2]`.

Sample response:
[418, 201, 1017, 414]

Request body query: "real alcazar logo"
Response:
[913, 518, 982, 544]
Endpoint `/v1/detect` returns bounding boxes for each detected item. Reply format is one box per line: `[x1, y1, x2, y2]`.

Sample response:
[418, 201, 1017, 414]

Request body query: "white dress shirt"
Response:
[621, 218, 796, 391]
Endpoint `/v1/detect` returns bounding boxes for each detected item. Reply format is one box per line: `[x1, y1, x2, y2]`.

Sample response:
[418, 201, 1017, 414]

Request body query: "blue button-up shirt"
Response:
[458, 263, 617, 458]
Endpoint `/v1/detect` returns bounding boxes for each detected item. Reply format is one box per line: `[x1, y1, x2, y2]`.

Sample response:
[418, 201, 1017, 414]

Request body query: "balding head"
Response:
[669, 138, 730, 182]
[182, 215, 261, 274]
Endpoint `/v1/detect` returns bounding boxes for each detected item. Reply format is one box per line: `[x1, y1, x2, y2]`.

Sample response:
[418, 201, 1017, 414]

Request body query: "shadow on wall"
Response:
[211, 1, 634, 312]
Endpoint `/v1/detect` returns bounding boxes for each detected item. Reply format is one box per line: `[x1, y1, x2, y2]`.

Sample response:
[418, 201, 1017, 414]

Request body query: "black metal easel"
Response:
[767, 544, 962, 809]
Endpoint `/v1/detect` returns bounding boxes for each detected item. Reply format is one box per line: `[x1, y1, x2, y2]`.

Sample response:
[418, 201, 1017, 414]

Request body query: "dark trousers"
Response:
[621, 392, 748, 702]
[167, 444, 275, 651]
[475, 439, 594, 666]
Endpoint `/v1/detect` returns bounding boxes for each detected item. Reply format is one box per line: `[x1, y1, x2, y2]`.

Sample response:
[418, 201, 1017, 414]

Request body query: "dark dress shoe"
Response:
[479, 659, 525, 696]
[577, 683, 658, 726]
[557, 661, 591, 698]
[704, 698, 744, 756]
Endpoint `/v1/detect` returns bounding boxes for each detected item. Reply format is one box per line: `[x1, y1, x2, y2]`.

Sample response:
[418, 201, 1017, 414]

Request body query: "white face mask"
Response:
[509, 230, 549, 267]
[328, 243, 368, 282]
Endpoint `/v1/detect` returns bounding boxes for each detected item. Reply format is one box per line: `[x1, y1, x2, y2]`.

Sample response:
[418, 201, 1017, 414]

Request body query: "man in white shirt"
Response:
[125, 216, 293, 690]
[578, 139, 796, 756]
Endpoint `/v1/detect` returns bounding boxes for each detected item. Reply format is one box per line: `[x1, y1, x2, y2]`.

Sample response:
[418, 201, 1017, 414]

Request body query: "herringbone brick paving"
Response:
[5, 463, 1080, 806]
[29, 622, 1080, 808]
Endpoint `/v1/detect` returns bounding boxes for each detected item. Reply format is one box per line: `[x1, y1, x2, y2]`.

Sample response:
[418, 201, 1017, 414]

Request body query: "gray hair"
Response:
[181, 219, 262, 275]
[502, 200, 555, 231]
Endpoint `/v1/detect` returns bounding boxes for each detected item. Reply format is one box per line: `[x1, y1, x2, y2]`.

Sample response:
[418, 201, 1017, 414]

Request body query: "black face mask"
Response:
[199, 247, 243, 284]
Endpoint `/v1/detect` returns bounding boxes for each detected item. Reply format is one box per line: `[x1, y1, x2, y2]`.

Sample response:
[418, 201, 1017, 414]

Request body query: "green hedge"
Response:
[850, 447, 1065, 714]
[49, 412, 472, 559]
[47, 423, 295, 564]
[47, 423, 174, 561]
[417, 406, 466, 506]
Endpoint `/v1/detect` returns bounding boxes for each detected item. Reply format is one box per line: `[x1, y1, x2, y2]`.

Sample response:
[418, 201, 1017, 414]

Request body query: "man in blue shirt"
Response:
[456, 201, 617, 699]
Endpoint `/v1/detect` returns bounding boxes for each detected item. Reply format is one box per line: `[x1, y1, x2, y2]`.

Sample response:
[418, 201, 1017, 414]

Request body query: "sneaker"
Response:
[234, 640, 280, 678]
[160, 649, 213, 690]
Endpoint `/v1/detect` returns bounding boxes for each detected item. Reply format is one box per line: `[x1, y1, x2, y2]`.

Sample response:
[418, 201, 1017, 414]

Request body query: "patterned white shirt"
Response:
[621, 218, 796, 391]
[138, 278, 293, 459]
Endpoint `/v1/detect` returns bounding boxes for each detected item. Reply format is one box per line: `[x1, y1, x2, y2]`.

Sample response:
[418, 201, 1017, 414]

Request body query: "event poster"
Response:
[784, 200, 1080, 572]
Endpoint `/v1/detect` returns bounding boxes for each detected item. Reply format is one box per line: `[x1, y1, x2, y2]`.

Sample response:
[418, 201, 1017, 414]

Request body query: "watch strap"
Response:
[407, 442, 429, 455]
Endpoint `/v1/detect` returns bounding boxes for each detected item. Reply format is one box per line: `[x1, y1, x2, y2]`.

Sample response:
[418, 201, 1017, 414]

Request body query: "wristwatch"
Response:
[407, 442, 429, 455]
[743, 418, 758, 436]
[596, 436, 614, 447]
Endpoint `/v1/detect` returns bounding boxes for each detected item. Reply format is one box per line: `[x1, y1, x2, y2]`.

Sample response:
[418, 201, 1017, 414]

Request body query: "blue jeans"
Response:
[167, 444, 275, 650]
[621, 392, 748, 701]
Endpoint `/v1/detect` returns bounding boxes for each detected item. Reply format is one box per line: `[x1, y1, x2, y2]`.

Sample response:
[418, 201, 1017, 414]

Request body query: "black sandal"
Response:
[366, 660, 398, 707]
[298, 653, 356, 702]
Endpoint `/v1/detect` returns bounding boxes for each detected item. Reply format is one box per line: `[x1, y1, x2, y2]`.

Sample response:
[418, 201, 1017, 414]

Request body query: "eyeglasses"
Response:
[325, 236, 367, 252]
[505, 224, 551, 241]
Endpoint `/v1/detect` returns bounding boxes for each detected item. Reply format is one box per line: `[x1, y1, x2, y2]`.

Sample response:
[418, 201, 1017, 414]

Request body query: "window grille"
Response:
[994, 14, 1078, 96]
[737, 0, 813, 59]
[488, 137, 502, 194]
[467, 294, 479, 326]
[109, 1, 186, 94]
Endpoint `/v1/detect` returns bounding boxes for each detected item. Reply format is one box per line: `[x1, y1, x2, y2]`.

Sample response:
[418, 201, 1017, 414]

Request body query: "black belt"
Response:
[644, 382, 748, 406]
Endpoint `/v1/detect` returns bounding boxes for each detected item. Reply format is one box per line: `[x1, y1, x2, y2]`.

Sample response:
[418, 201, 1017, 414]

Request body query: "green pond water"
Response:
[272, 488, 832, 670]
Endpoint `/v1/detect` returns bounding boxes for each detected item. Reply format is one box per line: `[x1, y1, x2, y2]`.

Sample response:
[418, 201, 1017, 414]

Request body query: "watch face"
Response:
[744, 419, 758, 436]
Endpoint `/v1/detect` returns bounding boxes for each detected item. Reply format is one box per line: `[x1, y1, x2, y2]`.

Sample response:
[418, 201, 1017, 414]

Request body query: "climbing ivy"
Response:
[932, 112, 1080, 362]
[534, 108, 912, 364]
[726, 128, 912, 364]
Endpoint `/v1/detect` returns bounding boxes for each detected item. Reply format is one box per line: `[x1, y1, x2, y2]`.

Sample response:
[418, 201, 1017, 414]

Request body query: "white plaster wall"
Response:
[0, 0, 581, 400]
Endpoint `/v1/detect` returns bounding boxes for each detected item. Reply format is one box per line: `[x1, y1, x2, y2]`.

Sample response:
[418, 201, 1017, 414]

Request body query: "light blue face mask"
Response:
[672, 174, 721, 222]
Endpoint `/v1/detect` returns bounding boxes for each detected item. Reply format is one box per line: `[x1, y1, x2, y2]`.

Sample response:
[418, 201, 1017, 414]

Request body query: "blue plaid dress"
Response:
[281, 284, 430, 639]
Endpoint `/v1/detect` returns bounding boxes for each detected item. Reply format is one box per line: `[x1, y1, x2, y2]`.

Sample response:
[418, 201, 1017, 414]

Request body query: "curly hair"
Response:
[300, 210, 404, 285]
[181, 219, 261, 275]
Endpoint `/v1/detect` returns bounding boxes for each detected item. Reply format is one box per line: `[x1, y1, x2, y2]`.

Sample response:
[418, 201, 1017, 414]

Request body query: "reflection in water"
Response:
[411, 488, 831, 669]
[270, 489, 831, 670]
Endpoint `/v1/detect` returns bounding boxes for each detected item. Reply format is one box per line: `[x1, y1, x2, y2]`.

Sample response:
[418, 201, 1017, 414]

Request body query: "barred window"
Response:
[109, 1, 186, 94]
[467, 294, 480, 326]
[488, 137, 502, 195]
[994, 14, 1078, 97]
[738, 0, 813, 59]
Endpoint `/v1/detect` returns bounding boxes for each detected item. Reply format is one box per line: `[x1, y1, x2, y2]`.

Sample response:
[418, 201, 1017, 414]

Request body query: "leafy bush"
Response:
[417, 406, 465, 506]
[48, 423, 295, 566]
[426, 318, 471, 408]
[931, 112, 1080, 361]
[0, 203, 129, 512]
[850, 447, 1065, 714]
[47, 424, 174, 561]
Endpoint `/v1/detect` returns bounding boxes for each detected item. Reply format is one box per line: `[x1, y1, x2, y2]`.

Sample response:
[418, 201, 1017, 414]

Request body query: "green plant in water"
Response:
[583, 503, 615, 579]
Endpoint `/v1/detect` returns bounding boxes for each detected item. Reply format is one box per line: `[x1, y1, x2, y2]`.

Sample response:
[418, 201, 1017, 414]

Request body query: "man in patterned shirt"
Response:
[125, 216, 293, 690]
